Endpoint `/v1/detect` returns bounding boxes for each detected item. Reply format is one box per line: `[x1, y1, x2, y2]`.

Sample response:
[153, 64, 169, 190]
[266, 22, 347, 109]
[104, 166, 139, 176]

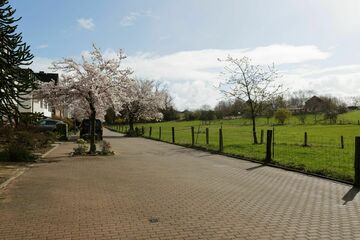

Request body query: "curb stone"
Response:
[0, 168, 26, 190]
[41, 143, 60, 159]
[0, 143, 61, 191]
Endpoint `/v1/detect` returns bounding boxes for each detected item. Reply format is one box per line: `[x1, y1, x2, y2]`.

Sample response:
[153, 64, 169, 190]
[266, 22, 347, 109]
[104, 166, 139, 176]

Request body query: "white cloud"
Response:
[77, 18, 95, 30]
[34, 44, 360, 111]
[30, 57, 54, 72]
[246, 45, 330, 65]
[120, 10, 157, 26]
[317, 0, 360, 34]
[282, 65, 360, 98]
[122, 44, 331, 110]
[36, 44, 49, 49]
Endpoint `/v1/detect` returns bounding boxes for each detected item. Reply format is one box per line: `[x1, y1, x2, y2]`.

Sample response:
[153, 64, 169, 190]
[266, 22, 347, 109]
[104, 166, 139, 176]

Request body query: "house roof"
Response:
[305, 96, 322, 105]
[34, 71, 59, 84]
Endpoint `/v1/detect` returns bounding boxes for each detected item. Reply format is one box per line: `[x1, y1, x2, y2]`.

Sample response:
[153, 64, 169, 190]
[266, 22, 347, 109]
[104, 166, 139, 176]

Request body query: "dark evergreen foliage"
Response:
[0, 0, 34, 117]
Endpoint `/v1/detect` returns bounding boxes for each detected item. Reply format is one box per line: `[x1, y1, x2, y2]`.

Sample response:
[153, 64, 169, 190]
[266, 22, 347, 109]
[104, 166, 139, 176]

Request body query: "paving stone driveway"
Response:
[1, 129, 360, 240]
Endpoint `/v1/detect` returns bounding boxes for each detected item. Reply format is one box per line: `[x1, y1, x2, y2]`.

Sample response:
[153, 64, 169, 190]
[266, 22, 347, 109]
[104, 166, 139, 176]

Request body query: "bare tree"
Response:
[351, 96, 360, 107]
[219, 56, 282, 144]
[287, 90, 316, 108]
[287, 90, 316, 124]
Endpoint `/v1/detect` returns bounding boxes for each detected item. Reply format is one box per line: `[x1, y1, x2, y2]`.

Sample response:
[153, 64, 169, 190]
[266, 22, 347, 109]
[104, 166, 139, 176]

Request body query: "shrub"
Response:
[274, 108, 291, 125]
[0, 126, 57, 162]
[100, 140, 114, 155]
[0, 145, 37, 162]
[76, 138, 87, 144]
[0, 127, 12, 143]
[126, 128, 143, 137]
[13, 130, 55, 150]
[72, 138, 88, 155]
[324, 111, 338, 124]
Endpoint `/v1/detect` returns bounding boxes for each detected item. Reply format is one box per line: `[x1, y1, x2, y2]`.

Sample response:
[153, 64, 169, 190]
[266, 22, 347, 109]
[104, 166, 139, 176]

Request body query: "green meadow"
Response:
[110, 110, 360, 183]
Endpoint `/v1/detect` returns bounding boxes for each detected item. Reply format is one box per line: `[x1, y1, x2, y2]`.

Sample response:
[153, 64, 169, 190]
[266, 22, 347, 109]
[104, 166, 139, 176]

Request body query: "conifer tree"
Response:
[0, 0, 34, 119]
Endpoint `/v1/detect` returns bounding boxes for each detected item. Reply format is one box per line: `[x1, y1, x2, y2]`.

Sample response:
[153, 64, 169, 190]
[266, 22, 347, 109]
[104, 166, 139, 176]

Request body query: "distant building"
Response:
[288, 107, 303, 114]
[18, 70, 62, 118]
[304, 96, 325, 113]
[347, 106, 359, 111]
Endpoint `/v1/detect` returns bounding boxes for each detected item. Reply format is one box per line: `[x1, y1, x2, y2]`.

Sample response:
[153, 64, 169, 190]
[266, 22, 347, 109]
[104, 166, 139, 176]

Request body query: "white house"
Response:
[18, 95, 53, 117]
[18, 71, 61, 118]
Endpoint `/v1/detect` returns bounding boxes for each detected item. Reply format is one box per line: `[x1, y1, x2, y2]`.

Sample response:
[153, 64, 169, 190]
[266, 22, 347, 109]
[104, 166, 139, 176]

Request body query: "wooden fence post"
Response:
[159, 127, 162, 140]
[149, 126, 152, 137]
[219, 128, 224, 152]
[191, 126, 195, 146]
[172, 127, 175, 143]
[341, 136, 344, 149]
[272, 126, 275, 158]
[354, 137, 360, 186]
[260, 129, 264, 144]
[206, 128, 209, 145]
[266, 130, 273, 163]
[141, 126, 144, 135]
[304, 132, 308, 147]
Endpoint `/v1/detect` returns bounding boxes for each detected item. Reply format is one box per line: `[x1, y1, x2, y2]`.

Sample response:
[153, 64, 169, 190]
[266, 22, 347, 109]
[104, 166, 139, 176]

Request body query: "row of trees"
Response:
[0, 1, 172, 155]
[37, 46, 168, 153]
[213, 92, 347, 122]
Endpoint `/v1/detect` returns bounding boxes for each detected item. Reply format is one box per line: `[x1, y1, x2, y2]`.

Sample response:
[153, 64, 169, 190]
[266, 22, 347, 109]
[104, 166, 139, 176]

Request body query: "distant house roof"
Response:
[305, 96, 322, 105]
[347, 106, 359, 110]
[35, 71, 59, 84]
[304, 96, 324, 112]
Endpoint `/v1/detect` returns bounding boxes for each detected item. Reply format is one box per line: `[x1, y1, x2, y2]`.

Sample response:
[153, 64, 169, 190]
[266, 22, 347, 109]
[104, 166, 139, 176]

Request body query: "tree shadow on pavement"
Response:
[103, 136, 125, 139]
[246, 164, 266, 171]
[342, 186, 360, 205]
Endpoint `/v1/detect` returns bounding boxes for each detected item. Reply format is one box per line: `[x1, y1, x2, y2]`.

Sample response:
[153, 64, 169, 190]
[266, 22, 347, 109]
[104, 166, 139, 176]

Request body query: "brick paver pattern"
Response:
[1, 129, 360, 239]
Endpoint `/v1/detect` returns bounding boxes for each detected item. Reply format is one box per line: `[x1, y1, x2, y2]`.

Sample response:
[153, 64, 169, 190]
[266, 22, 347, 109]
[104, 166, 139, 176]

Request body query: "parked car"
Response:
[36, 119, 64, 131]
[79, 119, 103, 140]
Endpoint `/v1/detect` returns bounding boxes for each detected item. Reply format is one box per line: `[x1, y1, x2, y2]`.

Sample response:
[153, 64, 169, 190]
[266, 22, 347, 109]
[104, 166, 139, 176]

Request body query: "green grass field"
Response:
[110, 111, 360, 183]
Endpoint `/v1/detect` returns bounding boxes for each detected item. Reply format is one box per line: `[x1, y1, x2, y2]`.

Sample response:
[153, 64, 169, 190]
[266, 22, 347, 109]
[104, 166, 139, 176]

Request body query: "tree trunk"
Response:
[129, 118, 134, 132]
[249, 102, 258, 144]
[128, 116, 137, 136]
[89, 103, 96, 154]
[251, 115, 258, 144]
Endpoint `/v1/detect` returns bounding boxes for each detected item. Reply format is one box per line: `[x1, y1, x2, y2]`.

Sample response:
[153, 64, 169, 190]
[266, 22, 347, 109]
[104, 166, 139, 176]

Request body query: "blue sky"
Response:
[11, 0, 360, 110]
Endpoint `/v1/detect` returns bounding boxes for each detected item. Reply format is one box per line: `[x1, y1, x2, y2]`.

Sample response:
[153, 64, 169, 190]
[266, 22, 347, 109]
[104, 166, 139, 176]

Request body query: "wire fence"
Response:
[108, 124, 359, 184]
